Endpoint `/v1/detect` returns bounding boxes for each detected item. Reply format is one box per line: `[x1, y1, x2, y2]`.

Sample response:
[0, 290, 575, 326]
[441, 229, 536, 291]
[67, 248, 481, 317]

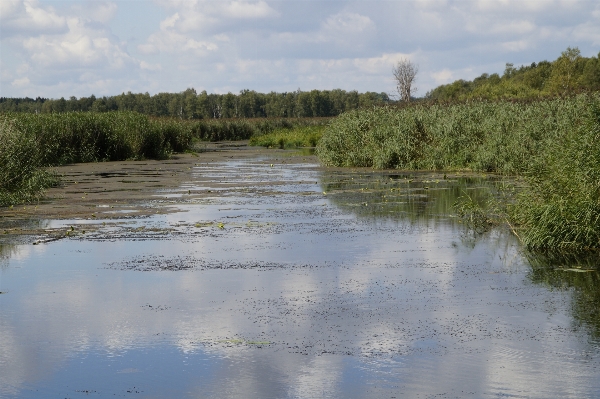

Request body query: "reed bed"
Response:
[249, 126, 325, 148]
[0, 113, 330, 206]
[0, 112, 194, 205]
[316, 93, 600, 251]
[0, 119, 58, 206]
[187, 117, 330, 142]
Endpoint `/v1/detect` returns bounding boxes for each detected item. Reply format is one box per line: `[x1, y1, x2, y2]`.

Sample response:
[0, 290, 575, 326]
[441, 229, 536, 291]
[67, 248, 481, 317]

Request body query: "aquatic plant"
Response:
[511, 100, 600, 250]
[0, 111, 195, 206]
[316, 93, 600, 251]
[249, 125, 325, 148]
[0, 119, 58, 206]
[316, 95, 592, 173]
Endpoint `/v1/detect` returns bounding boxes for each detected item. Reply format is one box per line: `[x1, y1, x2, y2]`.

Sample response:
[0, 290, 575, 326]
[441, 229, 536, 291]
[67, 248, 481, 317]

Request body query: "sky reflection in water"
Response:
[1, 158, 600, 398]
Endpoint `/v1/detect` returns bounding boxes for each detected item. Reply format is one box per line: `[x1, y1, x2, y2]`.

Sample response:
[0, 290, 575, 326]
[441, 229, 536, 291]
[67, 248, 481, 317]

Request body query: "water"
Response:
[1, 157, 600, 398]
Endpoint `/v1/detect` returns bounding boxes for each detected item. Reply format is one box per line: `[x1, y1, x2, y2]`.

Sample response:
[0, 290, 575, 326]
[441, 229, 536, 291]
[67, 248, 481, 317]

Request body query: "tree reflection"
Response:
[527, 251, 600, 339]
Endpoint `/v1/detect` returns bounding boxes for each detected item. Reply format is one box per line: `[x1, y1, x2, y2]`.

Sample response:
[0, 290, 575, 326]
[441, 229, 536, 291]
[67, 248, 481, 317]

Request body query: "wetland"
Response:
[2, 144, 600, 398]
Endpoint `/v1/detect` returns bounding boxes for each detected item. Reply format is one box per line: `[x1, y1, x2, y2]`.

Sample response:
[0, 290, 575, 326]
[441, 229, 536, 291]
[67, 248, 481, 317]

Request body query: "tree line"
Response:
[0, 89, 390, 118]
[426, 47, 600, 101]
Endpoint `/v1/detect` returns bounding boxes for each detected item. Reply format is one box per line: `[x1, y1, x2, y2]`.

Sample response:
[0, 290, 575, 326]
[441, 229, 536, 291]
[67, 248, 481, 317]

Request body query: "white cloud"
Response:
[353, 52, 413, 74]
[2, 0, 600, 97]
[224, 1, 278, 19]
[431, 69, 454, 85]
[0, 0, 67, 36]
[140, 61, 162, 71]
[572, 22, 600, 46]
[138, 29, 218, 54]
[322, 12, 374, 35]
[71, 1, 118, 24]
[501, 39, 530, 52]
[22, 17, 133, 69]
[490, 20, 536, 35]
[11, 77, 30, 87]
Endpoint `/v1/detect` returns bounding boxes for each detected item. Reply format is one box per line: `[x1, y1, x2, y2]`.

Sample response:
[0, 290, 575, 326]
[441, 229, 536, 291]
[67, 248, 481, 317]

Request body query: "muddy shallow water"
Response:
[2, 152, 600, 398]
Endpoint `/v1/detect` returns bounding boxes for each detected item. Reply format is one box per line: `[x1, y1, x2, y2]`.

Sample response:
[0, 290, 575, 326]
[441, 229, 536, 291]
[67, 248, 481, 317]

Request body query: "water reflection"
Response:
[320, 171, 500, 225]
[527, 251, 600, 341]
[1, 158, 600, 398]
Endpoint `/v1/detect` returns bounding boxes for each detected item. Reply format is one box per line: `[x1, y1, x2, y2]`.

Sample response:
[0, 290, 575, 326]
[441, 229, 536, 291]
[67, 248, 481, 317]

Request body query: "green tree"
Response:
[546, 47, 582, 95]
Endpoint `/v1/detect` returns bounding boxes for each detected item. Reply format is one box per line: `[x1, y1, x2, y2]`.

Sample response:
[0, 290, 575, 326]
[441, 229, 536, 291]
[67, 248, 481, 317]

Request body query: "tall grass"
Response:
[511, 101, 600, 250]
[249, 126, 325, 148]
[3, 112, 193, 164]
[0, 120, 58, 206]
[316, 96, 588, 172]
[0, 112, 194, 206]
[187, 117, 330, 142]
[316, 93, 600, 251]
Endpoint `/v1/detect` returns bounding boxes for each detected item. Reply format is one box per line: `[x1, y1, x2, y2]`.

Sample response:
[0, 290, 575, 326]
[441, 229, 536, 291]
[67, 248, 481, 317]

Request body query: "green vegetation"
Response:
[316, 96, 588, 172]
[0, 112, 331, 206]
[2, 112, 192, 164]
[190, 117, 329, 141]
[0, 112, 194, 206]
[316, 93, 600, 251]
[427, 47, 600, 101]
[0, 120, 58, 206]
[249, 125, 325, 149]
[0, 89, 389, 118]
[511, 102, 600, 250]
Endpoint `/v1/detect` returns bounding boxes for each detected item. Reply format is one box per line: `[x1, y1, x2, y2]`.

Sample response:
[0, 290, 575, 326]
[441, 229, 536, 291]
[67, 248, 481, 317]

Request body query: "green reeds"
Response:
[0, 119, 57, 206]
[316, 93, 600, 251]
[189, 117, 330, 142]
[249, 126, 325, 149]
[316, 96, 590, 172]
[0, 111, 194, 206]
[511, 100, 600, 250]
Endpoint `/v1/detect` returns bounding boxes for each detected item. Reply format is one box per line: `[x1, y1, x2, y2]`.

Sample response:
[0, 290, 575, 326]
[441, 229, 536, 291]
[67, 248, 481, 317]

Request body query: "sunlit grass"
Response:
[316, 93, 600, 251]
[249, 125, 325, 148]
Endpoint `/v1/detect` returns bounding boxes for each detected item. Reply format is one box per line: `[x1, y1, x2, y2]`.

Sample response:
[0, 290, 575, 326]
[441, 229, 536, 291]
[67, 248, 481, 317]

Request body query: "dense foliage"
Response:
[0, 112, 330, 206]
[317, 96, 586, 171]
[0, 112, 192, 206]
[249, 125, 325, 149]
[427, 47, 600, 101]
[512, 101, 600, 250]
[0, 89, 389, 119]
[0, 120, 58, 206]
[316, 93, 600, 250]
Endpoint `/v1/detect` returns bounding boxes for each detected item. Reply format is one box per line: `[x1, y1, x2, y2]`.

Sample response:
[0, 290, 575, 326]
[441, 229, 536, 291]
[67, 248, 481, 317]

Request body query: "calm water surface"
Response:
[1, 157, 600, 398]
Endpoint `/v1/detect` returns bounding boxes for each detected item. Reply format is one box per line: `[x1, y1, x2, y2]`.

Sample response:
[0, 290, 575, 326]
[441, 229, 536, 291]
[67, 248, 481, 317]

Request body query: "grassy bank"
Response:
[316, 96, 589, 172]
[188, 116, 329, 142]
[0, 113, 330, 206]
[249, 125, 325, 148]
[316, 93, 600, 251]
[0, 112, 194, 206]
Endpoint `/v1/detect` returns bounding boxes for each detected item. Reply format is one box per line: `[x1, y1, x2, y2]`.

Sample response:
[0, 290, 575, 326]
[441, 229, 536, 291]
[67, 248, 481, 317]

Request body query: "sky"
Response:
[1, 0, 599, 99]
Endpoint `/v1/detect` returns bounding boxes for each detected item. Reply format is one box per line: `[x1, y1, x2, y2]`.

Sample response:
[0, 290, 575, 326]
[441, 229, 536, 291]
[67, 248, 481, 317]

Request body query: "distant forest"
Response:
[3, 47, 599, 118]
[0, 89, 390, 119]
[426, 47, 600, 101]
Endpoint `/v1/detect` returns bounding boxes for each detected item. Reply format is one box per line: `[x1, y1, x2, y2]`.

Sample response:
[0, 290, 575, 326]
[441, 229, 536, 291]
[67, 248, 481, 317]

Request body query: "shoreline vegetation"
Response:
[316, 93, 600, 252]
[2, 46, 600, 253]
[2, 95, 600, 254]
[0, 112, 329, 206]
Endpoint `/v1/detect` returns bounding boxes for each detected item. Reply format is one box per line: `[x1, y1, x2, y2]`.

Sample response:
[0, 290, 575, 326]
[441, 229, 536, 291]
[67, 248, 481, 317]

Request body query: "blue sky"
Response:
[1, 0, 599, 98]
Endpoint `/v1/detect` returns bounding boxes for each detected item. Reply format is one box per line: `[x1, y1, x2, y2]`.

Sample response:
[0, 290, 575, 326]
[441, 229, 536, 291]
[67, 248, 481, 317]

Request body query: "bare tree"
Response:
[393, 58, 418, 102]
